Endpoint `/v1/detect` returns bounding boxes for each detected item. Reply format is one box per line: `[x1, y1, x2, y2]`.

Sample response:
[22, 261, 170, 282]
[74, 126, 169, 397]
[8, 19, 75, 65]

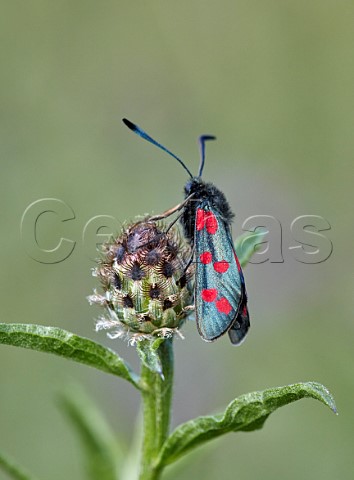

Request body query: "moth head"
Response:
[184, 176, 205, 197]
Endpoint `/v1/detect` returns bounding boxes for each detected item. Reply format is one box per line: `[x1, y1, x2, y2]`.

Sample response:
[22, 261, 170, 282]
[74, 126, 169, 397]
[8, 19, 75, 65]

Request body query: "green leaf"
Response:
[156, 382, 336, 467]
[235, 230, 267, 267]
[59, 384, 122, 480]
[0, 323, 140, 389]
[136, 338, 165, 379]
[0, 450, 39, 480]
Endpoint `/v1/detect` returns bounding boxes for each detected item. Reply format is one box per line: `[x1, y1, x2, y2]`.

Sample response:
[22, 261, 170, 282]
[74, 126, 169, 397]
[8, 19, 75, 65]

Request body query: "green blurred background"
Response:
[1, 1, 353, 479]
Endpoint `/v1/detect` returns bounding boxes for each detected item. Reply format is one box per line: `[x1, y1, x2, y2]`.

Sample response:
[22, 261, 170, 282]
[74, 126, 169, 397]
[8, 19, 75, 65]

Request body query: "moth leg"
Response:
[175, 244, 195, 292]
[148, 193, 195, 221]
[182, 245, 195, 273]
[165, 210, 184, 234]
[148, 203, 183, 221]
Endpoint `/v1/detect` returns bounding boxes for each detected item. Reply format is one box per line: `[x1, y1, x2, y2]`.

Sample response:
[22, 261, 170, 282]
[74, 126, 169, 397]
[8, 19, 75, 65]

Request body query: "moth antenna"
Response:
[123, 118, 193, 179]
[198, 135, 216, 177]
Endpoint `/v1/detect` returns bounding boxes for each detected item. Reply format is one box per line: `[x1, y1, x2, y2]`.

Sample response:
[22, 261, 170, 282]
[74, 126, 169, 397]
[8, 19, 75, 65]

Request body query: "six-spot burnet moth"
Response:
[122, 118, 250, 345]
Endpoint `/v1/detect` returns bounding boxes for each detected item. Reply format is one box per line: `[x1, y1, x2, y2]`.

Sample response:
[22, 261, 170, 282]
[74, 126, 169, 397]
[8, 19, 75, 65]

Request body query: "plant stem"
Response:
[0, 451, 38, 480]
[139, 339, 174, 480]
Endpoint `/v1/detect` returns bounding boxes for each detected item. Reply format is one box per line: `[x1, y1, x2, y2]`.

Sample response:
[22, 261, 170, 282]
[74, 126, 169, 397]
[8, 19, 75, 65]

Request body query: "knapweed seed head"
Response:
[88, 219, 194, 343]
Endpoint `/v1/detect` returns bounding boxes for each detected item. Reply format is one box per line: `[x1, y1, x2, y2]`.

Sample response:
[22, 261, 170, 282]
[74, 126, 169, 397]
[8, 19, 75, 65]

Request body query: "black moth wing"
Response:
[181, 178, 249, 344]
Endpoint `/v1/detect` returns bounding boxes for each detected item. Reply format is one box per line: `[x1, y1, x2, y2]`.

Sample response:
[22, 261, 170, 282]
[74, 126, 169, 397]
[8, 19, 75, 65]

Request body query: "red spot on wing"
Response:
[205, 211, 218, 234]
[216, 297, 232, 315]
[196, 209, 206, 231]
[200, 251, 212, 264]
[213, 260, 229, 273]
[201, 288, 218, 302]
[196, 208, 218, 234]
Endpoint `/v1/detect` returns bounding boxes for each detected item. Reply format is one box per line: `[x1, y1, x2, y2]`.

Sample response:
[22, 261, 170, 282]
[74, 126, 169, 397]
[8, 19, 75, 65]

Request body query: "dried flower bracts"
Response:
[89, 219, 194, 343]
